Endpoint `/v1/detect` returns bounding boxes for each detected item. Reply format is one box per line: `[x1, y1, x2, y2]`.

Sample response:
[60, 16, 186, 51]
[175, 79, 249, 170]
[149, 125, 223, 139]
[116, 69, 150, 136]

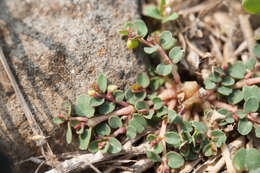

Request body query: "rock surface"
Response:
[0, 0, 145, 167]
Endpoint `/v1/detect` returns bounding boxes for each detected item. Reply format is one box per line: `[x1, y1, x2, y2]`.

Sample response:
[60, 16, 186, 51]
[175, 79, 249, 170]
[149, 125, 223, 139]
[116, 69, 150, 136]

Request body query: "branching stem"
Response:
[138, 38, 181, 84]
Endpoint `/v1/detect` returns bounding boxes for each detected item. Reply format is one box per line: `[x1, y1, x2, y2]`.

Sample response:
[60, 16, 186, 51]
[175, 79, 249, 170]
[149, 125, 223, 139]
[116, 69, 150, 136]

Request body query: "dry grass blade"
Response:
[0, 47, 59, 171]
[239, 15, 256, 59]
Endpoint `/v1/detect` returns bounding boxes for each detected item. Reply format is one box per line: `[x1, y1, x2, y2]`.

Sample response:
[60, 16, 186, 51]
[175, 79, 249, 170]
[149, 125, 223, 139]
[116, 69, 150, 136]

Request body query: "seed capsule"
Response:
[127, 39, 139, 49]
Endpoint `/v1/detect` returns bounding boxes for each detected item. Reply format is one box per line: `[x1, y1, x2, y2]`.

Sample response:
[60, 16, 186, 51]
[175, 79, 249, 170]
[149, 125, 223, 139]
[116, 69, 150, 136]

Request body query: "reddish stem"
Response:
[101, 93, 129, 107]
[138, 38, 181, 84]
[111, 127, 126, 137]
[213, 101, 238, 113]
[245, 77, 260, 86]
[158, 119, 169, 173]
[87, 105, 135, 127]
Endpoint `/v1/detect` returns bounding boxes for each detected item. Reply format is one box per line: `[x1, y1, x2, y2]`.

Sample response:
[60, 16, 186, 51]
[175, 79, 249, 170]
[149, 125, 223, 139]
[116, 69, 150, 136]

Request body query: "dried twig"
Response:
[121, 159, 154, 173]
[209, 35, 223, 65]
[179, 1, 222, 16]
[45, 142, 149, 173]
[239, 15, 256, 59]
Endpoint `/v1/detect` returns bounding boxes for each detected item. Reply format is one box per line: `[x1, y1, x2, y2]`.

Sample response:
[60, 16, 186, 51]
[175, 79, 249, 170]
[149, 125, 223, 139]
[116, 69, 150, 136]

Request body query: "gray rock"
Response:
[0, 0, 145, 165]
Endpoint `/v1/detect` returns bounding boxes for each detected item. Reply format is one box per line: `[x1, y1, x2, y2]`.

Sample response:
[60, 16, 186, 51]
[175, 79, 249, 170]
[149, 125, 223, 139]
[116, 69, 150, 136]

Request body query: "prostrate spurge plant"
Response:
[54, 17, 260, 172]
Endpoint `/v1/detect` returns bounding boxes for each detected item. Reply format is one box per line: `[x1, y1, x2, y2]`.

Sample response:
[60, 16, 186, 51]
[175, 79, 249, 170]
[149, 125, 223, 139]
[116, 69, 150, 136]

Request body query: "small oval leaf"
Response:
[108, 116, 122, 129]
[137, 73, 150, 88]
[97, 74, 107, 93]
[78, 128, 92, 150]
[108, 137, 122, 153]
[166, 152, 184, 168]
[238, 119, 253, 135]
[66, 122, 73, 144]
[156, 64, 172, 76]
[169, 46, 183, 64]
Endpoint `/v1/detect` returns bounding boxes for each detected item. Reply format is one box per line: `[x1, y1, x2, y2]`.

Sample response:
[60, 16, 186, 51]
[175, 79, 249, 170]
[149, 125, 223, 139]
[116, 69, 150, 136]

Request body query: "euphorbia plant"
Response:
[54, 18, 260, 172]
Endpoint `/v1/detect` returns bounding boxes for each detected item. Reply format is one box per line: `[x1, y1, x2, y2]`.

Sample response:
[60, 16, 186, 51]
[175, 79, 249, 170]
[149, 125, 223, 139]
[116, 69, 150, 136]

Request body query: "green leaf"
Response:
[246, 57, 256, 70]
[162, 13, 178, 23]
[233, 148, 246, 172]
[255, 125, 260, 138]
[238, 118, 253, 135]
[242, 0, 260, 15]
[166, 152, 184, 168]
[192, 121, 208, 134]
[135, 101, 149, 111]
[98, 101, 115, 115]
[144, 5, 162, 20]
[221, 76, 235, 86]
[228, 90, 244, 105]
[124, 22, 137, 32]
[160, 31, 176, 50]
[74, 95, 95, 118]
[165, 131, 181, 147]
[88, 140, 99, 153]
[156, 106, 168, 118]
[203, 143, 217, 157]
[137, 73, 150, 88]
[208, 72, 222, 83]
[156, 64, 172, 76]
[147, 134, 157, 142]
[89, 140, 110, 153]
[243, 85, 260, 102]
[236, 110, 246, 119]
[150, 79, 160, 91]
[125, 88, 134, 103]
[96, 123, 111, 137]
[125, 89, 146, 105]
[225, 112, 235, 124]
[218, 108, 228, 115]
[97, 74, 107, 93]
[53, 116, 64, 124]
[217, 86, 233, 96]
[215, 67, 225, 75]
[256, 125, 260, 138]
[61, 100, 72, 118]
[126, 125, 136, 139]
[182, 121, 193, 133]
[169, 46, 183, 63]
[230, 61, 246, 79]
[144, 109, 154, 119]
[108, 137, 122, 153]
[153, 142, 163, 154]
[246, 148, 260, 171]
[144, 45, 160, 54]
[146, 150, 161, 162]
[78, 128, 92, 150]
[129, 119, 144, 133]
[244, 96, 259, 113]
[66, 122, 73, 144]
[112, 90, 124, 102]
[135, 91, 147, 102]
[204, 78, 216, 90]
[89, 97, 104, 107]
[134, 20, 148, 38]
[168, 110, 182, 124]
[133, 114, 147, 126]
[108, 116, 122, 129]
[152, 97, 163, 110]
[253, 44, 260, 58]
[211, 130, 226, 148]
